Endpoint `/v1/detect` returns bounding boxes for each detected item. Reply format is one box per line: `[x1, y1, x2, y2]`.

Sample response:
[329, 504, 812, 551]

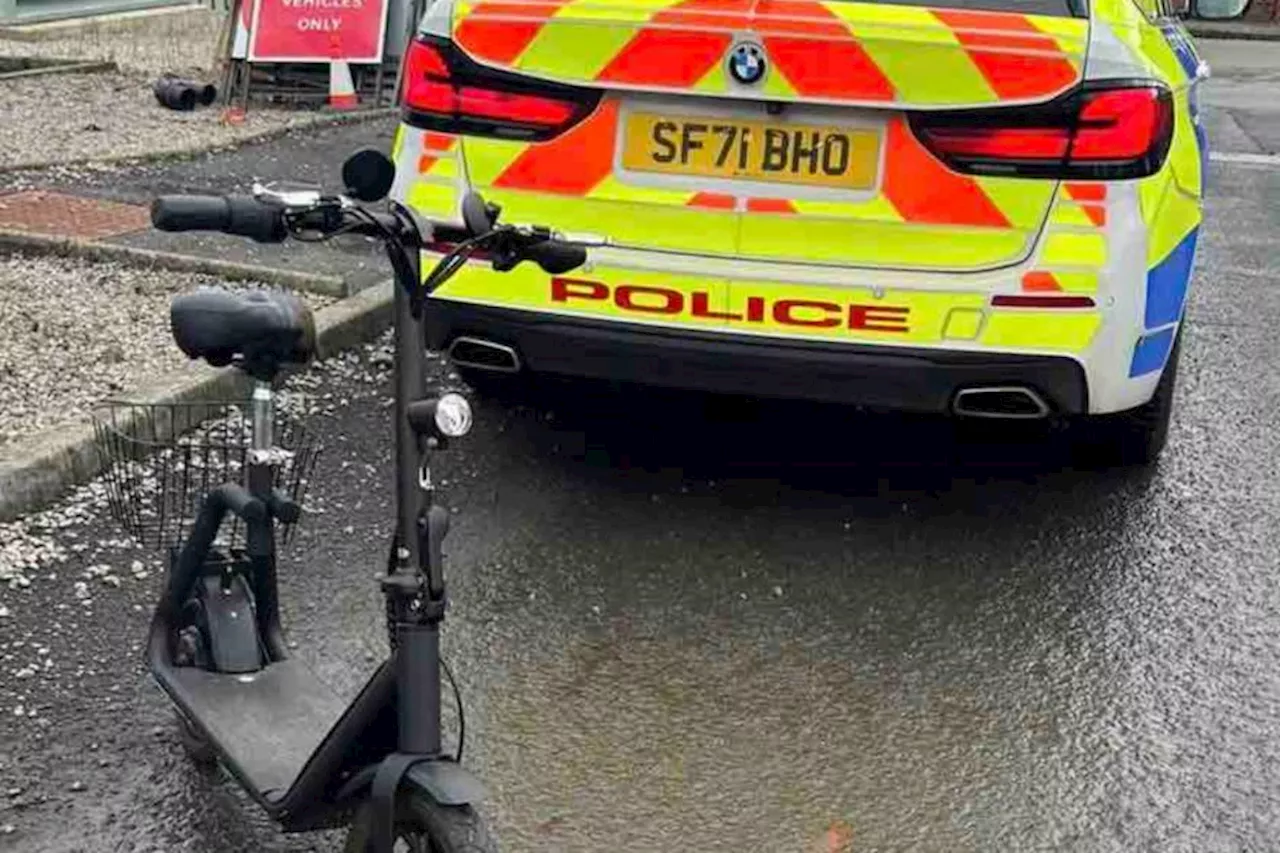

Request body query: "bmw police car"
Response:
[389, 0, 1208, 466]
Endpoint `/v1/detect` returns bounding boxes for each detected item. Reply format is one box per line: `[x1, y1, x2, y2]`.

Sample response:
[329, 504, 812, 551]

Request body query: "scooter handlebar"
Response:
[151, 194, 287, 243]
[150, 192, 588, 279]
[526, 239, 587, 275]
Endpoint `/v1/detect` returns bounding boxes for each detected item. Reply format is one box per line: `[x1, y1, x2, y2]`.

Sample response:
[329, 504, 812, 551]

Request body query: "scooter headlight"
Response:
[434, 392, 472, 438]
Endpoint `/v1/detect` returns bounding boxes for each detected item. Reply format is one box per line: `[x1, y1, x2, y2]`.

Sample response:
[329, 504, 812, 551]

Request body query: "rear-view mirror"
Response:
[342, 148, 396, 202]
[461, 192, 496, 236]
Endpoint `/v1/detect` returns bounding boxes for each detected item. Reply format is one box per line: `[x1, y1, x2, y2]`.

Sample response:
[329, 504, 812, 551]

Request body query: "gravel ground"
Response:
[0, 252, 332, 448]
[0, 70, 319, 170]
[0, 334, 388, 593]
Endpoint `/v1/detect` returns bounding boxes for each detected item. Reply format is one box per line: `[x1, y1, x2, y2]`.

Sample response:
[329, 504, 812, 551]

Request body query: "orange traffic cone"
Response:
[328, 60, 358, 110]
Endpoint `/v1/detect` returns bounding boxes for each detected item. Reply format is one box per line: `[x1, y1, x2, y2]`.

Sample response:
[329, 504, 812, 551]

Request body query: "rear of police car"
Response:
[390, 0, 1206, 464]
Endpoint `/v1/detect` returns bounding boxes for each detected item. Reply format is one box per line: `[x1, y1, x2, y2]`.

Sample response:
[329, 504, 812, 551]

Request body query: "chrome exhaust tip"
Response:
[447, 337, 521, 374]
[952, 386, 1051, 420]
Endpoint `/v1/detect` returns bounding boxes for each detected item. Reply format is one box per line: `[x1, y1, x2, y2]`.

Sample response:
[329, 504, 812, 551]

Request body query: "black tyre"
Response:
[345, 792, 497, 853]
[174, 710, 218, 767]
[1072, 327, 1182, 468]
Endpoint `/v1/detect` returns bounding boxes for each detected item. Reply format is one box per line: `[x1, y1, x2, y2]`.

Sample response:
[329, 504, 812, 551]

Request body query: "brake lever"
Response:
[253, 181, 355, 216]
[252, 182, 321, 209]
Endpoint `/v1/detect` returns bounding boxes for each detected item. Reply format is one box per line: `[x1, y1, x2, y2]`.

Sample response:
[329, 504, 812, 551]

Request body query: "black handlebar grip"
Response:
[529, 240, 587, 275]
[223, 195, 288, 243]
[151, 195, 231, 232]
[151, 194, 287, 243]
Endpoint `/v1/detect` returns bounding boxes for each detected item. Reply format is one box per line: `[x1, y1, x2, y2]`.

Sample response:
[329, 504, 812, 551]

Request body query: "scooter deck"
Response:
[169, 659, 347, 802]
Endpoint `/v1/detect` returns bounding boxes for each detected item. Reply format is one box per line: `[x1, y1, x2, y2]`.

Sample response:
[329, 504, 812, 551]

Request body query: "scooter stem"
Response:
[389, 227, 444, 758]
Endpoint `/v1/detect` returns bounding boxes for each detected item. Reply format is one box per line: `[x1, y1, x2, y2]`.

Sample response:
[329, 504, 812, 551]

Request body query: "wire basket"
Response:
[92, 399, 321, 555]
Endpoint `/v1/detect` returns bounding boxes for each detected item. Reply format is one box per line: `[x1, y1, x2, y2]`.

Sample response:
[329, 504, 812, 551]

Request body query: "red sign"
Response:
[248, 0, 388, 63]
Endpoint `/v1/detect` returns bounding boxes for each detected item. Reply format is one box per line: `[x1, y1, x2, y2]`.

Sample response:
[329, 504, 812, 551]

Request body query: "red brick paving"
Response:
[0, 190, 150, 240]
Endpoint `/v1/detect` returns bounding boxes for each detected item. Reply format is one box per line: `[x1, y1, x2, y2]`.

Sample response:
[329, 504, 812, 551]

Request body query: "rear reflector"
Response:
[910, 83, 1174, 180]
[399, 36, 600, 141]
[992, 294, 1096, 309]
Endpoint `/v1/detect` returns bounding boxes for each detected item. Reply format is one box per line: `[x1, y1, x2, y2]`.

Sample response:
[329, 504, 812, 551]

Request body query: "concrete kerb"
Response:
[0, 107, 397, 176]
[0, 60, 118, 81]
[0, 227, 348, 298]
[0, 280, 394, 523]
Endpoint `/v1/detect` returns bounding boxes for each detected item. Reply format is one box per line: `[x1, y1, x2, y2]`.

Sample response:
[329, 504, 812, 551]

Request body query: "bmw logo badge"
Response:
[727, 41, 767, 86]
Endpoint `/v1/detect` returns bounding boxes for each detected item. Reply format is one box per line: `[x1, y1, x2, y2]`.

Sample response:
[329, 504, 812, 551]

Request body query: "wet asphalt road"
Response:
[3, 44, 1280, 853]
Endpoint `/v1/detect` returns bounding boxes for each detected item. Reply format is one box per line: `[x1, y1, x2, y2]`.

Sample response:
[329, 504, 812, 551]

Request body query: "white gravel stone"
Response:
[0, 254, 330, 448]
[0, 70, 317, 170]
[0, 315, 371, 613]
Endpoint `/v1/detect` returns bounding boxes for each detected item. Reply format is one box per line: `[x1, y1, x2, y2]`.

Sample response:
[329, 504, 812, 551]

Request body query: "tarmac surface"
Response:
[1, 38, 1279, 853]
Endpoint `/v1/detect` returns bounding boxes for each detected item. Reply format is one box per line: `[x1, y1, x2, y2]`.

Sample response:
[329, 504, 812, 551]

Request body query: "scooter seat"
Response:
[168, 658, 347, 802]
[170, 287, 315, 374]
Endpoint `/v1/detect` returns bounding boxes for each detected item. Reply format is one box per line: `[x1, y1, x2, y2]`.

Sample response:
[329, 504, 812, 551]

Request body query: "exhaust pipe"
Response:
[952, 386, 1051, 420]
[447, 337, 521, 374]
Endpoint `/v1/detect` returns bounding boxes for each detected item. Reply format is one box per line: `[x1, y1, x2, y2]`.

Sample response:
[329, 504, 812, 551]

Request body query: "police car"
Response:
[389, 0, 1208, 466]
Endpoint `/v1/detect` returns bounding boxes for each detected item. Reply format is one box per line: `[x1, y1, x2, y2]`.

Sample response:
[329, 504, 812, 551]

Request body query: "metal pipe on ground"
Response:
[154, 76, 217, 110]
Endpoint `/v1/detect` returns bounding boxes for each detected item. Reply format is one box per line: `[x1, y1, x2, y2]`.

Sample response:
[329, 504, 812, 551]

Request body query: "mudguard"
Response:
[198, 572, 263, 673]
[404, 759, 488, 806]
[367, 755, 488, 853]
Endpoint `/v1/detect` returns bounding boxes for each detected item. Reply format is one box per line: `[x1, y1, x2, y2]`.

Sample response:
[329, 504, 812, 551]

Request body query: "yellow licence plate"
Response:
[621, 112, 881, 191]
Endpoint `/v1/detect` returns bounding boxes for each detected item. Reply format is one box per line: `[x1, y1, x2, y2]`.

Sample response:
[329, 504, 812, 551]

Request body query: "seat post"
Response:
[243, 376, 288, 662]
[245, 379, 277, 547]
[250, 380, 274, 458]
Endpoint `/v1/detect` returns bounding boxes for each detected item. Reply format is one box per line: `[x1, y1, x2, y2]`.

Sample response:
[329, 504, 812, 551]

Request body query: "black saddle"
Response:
[171, 288, 316, 379]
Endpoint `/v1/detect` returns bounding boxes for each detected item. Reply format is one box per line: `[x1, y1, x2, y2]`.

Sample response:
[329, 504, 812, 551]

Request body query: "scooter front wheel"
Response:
[346, 792, 497, 853]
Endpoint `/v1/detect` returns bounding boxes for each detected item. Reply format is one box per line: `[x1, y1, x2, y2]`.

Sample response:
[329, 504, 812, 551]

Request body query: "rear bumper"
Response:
[426, 301, 1089, 415]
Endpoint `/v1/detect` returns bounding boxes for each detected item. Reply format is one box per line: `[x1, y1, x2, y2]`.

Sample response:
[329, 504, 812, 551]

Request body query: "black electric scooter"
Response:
[114, 149, 585, 852]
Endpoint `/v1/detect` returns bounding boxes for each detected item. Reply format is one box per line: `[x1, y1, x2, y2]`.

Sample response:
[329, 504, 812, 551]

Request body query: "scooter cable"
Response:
[442, 656, 465, 762]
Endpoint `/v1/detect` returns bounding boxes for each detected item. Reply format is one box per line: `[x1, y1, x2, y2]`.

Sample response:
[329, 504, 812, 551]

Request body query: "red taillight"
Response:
[399, 36, 598, 141]
[910, 84, 1174, 180]
[1071, 88, 1171, 161]
[915, 126, 1070, 161]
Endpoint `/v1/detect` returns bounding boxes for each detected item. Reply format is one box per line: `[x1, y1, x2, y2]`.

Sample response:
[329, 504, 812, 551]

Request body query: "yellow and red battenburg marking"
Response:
[1022, 271, 1062, 292]
[451, 0, 1086, 107]
[929, 9, 1078, 99]
[688, 192, 736, 209]
[453, 0, 568, 64]
[1064, 182, 1108, 227]
[747, 198, 797, 214]
[492, 100, 621, 193]
[417, 133, 458, 173]
[882, 118, 1009, 228]
[484, 99, 1023, 230]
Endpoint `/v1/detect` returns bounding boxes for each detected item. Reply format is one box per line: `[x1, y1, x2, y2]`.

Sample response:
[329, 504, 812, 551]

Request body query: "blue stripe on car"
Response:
[1146, 227, 1198, 330]
[1130, 327, 1177, 378]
